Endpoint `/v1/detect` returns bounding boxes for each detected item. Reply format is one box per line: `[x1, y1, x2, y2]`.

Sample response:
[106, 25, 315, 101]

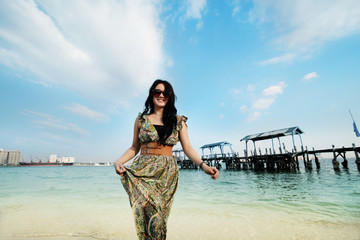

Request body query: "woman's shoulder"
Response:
[176, 115, 188, 122]
[137, 112, 147, 122]
[176, 114, 188, 131]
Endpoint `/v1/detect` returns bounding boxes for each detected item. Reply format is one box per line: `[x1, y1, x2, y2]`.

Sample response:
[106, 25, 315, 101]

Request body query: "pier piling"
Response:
[305, 146, 312, 170]
[332, 145, 340, 171]
[353, 143, 360, 171]
[294, 151, 300, 170]
[341, 147, 349, 169]
[313, 147, 320, 169]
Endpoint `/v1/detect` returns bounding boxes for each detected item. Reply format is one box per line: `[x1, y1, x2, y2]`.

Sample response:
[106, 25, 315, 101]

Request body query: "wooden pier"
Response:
[173, 126, 360, 172]
[224, 144, 360, 172]
[173, 149, 198, 169]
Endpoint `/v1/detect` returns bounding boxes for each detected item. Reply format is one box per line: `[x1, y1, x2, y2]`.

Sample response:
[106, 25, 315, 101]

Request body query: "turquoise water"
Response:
[1, 160, 359, 240]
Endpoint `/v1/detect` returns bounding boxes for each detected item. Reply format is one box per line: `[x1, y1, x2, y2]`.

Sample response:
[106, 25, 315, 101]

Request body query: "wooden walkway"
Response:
[174, 126, 360, 172]
[174, 143, 360, 172]
[198, 144, 360, 172]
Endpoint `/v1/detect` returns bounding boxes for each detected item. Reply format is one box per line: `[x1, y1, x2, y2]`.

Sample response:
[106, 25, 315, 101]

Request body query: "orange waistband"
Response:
[140, 142, 173, 156]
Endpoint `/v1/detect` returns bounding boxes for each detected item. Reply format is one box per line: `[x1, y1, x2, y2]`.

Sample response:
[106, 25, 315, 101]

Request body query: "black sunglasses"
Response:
[152, 89, 169, 98]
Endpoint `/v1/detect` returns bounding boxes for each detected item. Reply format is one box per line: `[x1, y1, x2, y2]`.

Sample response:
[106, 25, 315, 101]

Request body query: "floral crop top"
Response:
[138, 113, 188, 146]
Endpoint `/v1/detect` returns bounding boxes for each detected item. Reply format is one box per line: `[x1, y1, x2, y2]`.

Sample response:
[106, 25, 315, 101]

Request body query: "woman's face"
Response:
[152, 83, 168, 109]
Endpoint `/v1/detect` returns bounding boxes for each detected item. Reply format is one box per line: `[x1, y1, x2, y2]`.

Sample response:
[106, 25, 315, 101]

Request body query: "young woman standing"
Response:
[114, 79, 219, 239]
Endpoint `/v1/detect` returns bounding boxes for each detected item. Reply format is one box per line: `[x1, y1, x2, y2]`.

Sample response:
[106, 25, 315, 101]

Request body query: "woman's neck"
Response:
[148, 107, 164, 125]
[153, 107, 164, 117]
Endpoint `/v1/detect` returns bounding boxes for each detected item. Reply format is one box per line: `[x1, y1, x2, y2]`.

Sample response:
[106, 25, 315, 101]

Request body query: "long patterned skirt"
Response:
[121, 155, 179, 240]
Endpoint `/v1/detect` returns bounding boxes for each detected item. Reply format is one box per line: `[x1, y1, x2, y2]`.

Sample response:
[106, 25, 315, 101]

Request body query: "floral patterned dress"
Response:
[121, 113, 187, 240]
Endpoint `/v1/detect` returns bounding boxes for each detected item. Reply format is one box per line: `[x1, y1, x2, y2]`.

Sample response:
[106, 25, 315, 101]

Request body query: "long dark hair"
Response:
[141, 79, 177, 144]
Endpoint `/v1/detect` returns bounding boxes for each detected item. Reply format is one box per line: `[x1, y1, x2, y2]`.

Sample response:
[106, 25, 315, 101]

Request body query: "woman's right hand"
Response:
[202, 165, 219, 180]
[114, 160, 127, 177]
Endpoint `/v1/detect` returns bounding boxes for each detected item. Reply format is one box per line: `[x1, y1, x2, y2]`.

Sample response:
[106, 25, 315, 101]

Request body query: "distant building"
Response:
[50, 154, 75, 163]
[0, 149, 21, 166]
[60, 156, 75, 163]
[49, 154, 58, 163]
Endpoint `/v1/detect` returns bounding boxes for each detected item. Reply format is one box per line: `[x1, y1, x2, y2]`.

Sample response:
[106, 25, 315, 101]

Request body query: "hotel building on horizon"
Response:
[49, 154, 75, 164]
[0, 148, 21, 166]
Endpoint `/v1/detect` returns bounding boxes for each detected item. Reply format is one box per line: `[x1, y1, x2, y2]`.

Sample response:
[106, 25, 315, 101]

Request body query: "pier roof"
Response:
[240, 126, 303, 142]
[200, 141, 230, 149]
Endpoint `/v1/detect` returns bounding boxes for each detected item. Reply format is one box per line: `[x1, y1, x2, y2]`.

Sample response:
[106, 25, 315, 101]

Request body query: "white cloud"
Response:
[196, 21, 204, 29]
[219, 114, 225, 119]
[262, 82, 286, 96]
[239, 105, 247, 113]
[232, 6, 240, 16]
[251, 82, 285, 111]
[33, 120, 89, 136]
[302, 72, 319, 81]
[247, 112, 261, 122]
[258, 54, 296, 65]
[63, 103, 110, 122]
[167, 58, 174, 67]
[246, 84, 255, 92]
[189, 36, 199, 44]
[21, 110, 54, 120]
[185, 0, 207, 19]
[0, 0, 165, 110]
[251, 0, 360, 60]
[252, 98, 275, 110]
[180, 0, 206, 30]
[22, 110, 89, 136]
[229, 88, 242, 94]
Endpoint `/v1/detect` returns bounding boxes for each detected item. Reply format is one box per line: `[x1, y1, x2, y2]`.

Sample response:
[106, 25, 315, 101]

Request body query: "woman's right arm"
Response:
[114, 117, 141, 176]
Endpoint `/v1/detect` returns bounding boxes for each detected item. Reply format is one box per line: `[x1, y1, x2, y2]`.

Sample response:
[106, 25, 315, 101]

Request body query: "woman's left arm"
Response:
[179, 120, 219, 180]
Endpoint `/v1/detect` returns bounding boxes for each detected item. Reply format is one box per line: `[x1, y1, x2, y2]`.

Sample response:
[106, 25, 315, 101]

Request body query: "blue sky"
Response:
[1, 0, 360, 162]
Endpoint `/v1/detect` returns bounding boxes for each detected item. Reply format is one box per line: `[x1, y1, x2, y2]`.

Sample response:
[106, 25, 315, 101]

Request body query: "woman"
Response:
[114, 79, 219, 239]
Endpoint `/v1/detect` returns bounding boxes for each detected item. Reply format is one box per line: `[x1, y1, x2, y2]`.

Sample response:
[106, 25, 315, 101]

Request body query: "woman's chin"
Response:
[155, 104, 166, 108]
[154, 101, 167, 108]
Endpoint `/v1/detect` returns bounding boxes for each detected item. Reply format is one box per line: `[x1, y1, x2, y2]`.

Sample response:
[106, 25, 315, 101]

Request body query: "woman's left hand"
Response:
[114, 160, 127, 177]
[203, 165, 219, 180]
